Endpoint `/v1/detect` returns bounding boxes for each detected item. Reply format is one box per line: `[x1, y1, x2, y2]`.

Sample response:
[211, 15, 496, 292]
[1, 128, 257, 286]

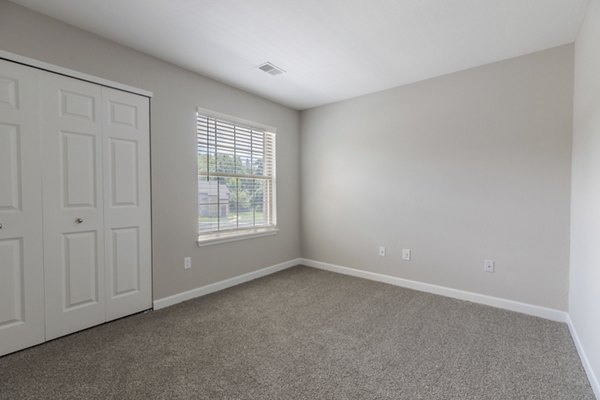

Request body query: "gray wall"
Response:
[0, 0, 301, 300]
[301, 45, 573, 310]
[570, 0, 600, 391]
[0, 1, 578, 315]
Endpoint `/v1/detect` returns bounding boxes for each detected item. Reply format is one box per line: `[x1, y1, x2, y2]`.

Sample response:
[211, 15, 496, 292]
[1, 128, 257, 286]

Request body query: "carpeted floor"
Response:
[0, 266, 594, 399]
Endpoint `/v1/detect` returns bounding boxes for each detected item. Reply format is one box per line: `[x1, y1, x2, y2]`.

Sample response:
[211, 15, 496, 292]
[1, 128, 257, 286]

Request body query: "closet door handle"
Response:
[0, 223, 3, 230]
[75, 218, 84, 224]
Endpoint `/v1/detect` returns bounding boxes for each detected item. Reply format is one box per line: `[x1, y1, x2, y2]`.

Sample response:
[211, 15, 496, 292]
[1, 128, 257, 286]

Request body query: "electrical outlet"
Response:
[484, 259, 495, 273]
[184, 257, 191, 270]
[379, 246, 386, 257]
[402, 248, 411, 261]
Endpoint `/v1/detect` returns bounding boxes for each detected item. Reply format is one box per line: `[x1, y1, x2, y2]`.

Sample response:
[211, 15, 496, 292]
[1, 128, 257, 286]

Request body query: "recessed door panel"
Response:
[0, 123, 21, 211]
[109, 101, 137, 128]
[42, 72, 106, 340]
[61, 131, 97, 208]
[111, 227, 139, 297]
[0, 238, 24, 328]
[110, 138, 138, 206]
[103, 87, 151, 321]
[63, 231, 98, 309]
[0, 75, 18, 109]
[60, 90, 95, 121]
[0, 59, 44, 357]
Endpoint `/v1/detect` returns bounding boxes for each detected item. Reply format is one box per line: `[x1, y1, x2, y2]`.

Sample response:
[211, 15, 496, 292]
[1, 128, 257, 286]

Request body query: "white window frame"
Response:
[196, 108, 278, 246]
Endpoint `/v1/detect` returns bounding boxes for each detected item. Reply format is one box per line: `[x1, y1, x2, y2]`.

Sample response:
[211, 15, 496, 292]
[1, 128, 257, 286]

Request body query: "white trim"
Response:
[567, 315, 600, 399]
[197, 227, 279, 247]
[196, 106, 276, 133]
[153, 258, 300, 310]
[301, 258, 568, 322]
[152, 257, 597, 397]
[0, 49, 153, 97]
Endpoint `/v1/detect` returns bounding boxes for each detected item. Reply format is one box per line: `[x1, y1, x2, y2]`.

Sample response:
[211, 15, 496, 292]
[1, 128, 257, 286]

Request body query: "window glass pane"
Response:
[236, 129, 253, 176]
[255, 179, 270, 226]
[252, 130, 265, 176]
[236, 178, 256, 228]
[197, 112, 275, 237]
[198, 204, 219, 233]
[199, 116, 218, 175]
[198, 176, 219, 205]
[219, 177, 237, 231]
[197, 115, 210, 174]
[215, 152, 236, 175]
[198, 175, 216, 232]
[198, 153, 208, 175]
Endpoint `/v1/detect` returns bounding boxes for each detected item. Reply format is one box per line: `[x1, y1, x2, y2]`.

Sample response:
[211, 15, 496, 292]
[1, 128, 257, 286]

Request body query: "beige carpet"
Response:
[0, 266, 594, 399]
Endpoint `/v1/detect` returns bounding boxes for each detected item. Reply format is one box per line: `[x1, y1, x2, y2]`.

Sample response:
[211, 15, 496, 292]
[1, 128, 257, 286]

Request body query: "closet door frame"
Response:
[0, 51, 153, 352]
[0, 50, 153, 98]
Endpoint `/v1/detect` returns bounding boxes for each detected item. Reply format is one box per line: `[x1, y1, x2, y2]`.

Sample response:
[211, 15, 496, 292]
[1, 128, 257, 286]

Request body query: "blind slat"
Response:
[197, 113, 276, 235]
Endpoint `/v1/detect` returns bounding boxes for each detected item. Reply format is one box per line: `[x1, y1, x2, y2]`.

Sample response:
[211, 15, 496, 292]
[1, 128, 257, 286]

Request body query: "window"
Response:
[197, 109, 277, 245]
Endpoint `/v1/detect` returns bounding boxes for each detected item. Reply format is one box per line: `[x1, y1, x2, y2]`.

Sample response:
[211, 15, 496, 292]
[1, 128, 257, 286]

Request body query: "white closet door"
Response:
[0, 60, 45, 356]
[102, 87, 151, 320]
[41, 73, 106, 340]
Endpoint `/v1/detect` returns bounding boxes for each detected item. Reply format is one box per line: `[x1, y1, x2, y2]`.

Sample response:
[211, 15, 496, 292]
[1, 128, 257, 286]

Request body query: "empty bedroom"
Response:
[0, 0, 599, 399]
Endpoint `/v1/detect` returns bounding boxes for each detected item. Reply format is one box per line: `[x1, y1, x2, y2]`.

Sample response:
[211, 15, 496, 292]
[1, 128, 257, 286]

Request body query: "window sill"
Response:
[197, 227, 279, 247]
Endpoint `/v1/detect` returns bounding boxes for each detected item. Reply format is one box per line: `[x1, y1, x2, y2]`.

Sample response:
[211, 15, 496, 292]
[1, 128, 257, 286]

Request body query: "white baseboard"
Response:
[567, 315, 600, 399]
[153, 258, 301, 310]
[301, 258, 568, 323]
[152, 256, 596, 397]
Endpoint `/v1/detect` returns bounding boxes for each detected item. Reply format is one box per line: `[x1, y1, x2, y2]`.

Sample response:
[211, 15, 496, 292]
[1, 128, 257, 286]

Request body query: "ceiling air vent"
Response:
[258, 62, 285, 76]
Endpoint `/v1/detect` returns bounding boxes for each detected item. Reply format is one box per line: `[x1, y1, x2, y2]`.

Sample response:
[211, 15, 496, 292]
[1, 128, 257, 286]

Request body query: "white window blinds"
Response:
[197, 112, 276, 236]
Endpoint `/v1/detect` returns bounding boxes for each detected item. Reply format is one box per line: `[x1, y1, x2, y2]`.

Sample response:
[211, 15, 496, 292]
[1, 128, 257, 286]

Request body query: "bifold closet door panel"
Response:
[102, 87, 152, 321]
[41, 73, 106, 340]
[0, 60, 45, 356]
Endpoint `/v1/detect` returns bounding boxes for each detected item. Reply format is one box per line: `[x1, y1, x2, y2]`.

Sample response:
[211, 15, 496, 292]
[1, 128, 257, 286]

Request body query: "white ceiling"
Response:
[11, 0, 590, 110]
